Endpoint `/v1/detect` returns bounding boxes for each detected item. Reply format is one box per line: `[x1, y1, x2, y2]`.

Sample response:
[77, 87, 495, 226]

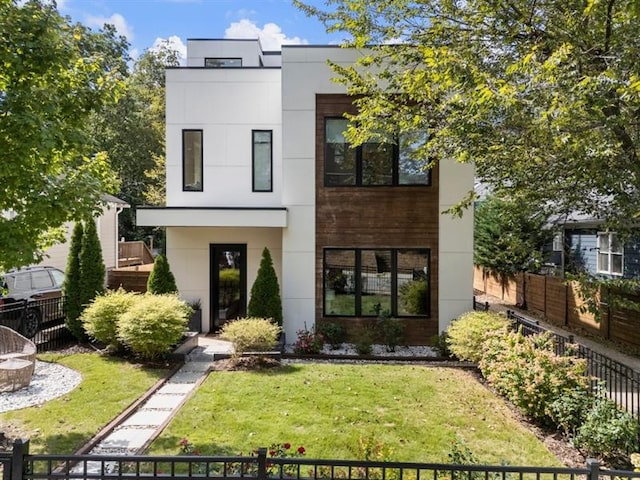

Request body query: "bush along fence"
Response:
[0, 296, 74, 352]
[2, 439, 640, 480]
[507, 310, 640, 421]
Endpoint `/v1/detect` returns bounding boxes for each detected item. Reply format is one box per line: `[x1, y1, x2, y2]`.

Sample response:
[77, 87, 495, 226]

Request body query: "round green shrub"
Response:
[575, 392, 639, 459]
[220, 317, 281, 354]
[81, 289, 139, 350]
[117, 294, 191, 360]
[446, 311, 511, 362]
[479, 331, 588, 424]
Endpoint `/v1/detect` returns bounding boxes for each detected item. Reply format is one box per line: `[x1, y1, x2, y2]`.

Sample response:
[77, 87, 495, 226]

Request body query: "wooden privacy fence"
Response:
[107, 264, 153, 293]
[474, 266, 640, 349]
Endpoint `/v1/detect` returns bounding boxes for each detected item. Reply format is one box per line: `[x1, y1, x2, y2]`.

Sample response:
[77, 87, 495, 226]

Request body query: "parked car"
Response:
[0, 266, 65, 338]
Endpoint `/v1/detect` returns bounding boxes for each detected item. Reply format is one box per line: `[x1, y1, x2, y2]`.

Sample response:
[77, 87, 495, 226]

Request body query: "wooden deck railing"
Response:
[118, 241, 154, 267]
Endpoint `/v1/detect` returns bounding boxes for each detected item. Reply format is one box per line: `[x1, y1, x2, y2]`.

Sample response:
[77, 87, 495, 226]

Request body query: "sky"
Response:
[56, 0, 340, 61]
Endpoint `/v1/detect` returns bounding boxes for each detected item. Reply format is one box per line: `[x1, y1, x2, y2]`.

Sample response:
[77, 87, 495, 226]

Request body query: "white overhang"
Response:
[136, 207, 287, 228]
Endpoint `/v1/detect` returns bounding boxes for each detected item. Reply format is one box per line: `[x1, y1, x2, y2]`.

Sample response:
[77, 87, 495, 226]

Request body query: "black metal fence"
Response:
[3, 440, 640, 480]
[0, 297, 75, 352]
[507, 310, 640, 417]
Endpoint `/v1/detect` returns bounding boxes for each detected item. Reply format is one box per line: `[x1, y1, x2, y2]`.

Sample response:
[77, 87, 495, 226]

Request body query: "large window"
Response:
[205, 58, 242, 68]
[324, 118, 431, 187]
[323, 248, 430, 317]
[597, 232, 623, 276]
[183, 130, 203, 192]
[252, 130, 272, 192]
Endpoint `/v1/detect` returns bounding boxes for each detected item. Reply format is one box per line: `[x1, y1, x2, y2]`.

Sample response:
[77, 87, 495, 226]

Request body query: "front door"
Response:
[210, 244, 247, 330]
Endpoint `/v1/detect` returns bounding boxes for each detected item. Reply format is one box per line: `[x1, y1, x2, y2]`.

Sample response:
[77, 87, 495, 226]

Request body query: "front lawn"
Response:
[149, 363, 560, 466]
[0, 352, 169, 454]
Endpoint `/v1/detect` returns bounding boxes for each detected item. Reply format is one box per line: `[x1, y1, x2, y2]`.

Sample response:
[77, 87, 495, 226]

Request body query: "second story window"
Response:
[204, 58, 242, 68]
[183, 130, 203, 192]
[597, 232, 623, 276]
[252, 130, 272, 192]
[324, 118, 431, 187]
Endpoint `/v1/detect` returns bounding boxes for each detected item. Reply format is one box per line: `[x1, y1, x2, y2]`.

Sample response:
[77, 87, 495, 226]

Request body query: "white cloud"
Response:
[85, 13, 134, 41]
[151, 36, 187, 65]
[224, 19, 308, 51]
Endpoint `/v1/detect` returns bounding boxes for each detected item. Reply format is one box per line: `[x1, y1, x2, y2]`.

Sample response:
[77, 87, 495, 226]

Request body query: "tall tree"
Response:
[295, 0, 640, 231]
[90, 41, 180, 243]
[147, 254, 177, 294]
[474, 196, 552, 277]
[0, 0, 126, 271]
[63, 221, 84, 338]
[79, 218, 106, 314]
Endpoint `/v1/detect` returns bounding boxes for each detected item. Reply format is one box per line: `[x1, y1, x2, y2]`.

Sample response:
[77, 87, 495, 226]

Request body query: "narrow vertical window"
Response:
[325, 118, 356, 186]
[252, 130, 272, 192]
[183, 130, 203, 191]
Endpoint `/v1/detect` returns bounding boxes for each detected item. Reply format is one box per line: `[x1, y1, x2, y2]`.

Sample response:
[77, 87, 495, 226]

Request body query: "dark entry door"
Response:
[210, 244, 247, 330]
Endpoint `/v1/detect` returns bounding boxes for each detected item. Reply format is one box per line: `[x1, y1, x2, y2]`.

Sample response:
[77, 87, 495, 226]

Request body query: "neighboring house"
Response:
[545, 214, 640, 279]
[33, 194, 129, 273]
[137, 39, 474, 344]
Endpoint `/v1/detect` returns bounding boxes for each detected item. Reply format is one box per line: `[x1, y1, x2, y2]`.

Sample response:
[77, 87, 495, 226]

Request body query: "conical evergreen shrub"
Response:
[248, 247, 282, 326]
[64, 221, 84, 338]
[147, 254, 177, 294]
[79, 218, 106, 312]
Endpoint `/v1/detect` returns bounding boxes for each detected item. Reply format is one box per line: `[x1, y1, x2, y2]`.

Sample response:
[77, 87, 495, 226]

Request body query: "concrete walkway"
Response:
[75, 336, 233, 472]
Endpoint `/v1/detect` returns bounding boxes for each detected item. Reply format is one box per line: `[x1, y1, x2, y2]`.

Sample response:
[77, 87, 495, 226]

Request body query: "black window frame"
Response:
[204, 57, 243, 68]
[323, 117, 431, 187]
[182, 129, 203, 192]
[252, 129, 273, 192]
[323, 248, 431, 318]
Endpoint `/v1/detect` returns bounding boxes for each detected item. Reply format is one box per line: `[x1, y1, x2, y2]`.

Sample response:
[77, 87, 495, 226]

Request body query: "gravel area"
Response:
[0, 360, 82, 413]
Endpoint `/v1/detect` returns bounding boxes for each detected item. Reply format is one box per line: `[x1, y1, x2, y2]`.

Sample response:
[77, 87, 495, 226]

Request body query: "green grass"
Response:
[149, 363, 560, 466]
[0, 352, 168, 454]
[326, 294, 390, 316]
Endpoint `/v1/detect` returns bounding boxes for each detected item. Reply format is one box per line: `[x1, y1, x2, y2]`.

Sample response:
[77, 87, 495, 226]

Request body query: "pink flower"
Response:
[283, 443, 291, 450]
[179, 438, 189, 446]
[269, 450, 277, 457]
[297, 446, 306, 455]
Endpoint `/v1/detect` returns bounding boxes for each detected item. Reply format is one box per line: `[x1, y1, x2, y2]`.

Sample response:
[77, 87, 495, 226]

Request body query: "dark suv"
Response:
[0, 266, 65, 338]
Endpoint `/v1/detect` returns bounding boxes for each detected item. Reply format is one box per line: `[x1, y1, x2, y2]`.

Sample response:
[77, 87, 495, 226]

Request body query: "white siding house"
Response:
[138, 39, 474, 344]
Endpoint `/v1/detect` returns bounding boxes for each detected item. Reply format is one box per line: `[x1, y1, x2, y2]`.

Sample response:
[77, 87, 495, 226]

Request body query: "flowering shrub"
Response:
[225, 442, 306, 477]
[293, 327, 324, 354]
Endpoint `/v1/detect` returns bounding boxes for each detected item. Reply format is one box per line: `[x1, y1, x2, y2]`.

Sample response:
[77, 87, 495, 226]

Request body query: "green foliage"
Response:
[376, 314, 405, 352]
[81, 289, 139, 350]
[293, 326, 325, 354]
[295, 0, 640, 233]
[446, 311, 511, 362]
[219, 268, 240, 285]
[317, 321, 347, 349]
[219, 317, 281, 355]
[354, 328, 374, 355]
[64, 222, 84, 338]
[117, 294, 191, 360]
[574, 390, 639, 459]
[474, 196, 552, 277]
[479, 331, 588, 424]
[247, 247, 283, 326]
[92, 41, 180, 243]
[547, 386, 593, 437]
[147, 254, 178, 294]
[431, 331, 453, 359]
[398, 280, 428, 315]
[0, 0, 124, 271]
[79, 218, 106, 317]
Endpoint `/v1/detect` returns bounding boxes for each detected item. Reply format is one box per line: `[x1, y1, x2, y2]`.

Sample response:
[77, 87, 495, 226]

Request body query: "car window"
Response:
[32, 270, 54, 289]
[50, 269, 65, 287]
[11, 273, 31, 292]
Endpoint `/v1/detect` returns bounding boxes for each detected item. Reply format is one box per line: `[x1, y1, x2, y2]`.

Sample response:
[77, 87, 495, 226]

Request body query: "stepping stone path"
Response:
[73, 338, 234, 474]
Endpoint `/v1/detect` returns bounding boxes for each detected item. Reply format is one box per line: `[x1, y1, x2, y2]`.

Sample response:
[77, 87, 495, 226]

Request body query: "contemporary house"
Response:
[137, 39, 474, 344]
[30, 194, 129, 272]
[545, 215, 640, 279]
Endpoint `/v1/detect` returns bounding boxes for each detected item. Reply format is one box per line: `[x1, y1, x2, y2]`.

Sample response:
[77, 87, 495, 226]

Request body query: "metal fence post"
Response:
[586, 458, 600, 480]
[257, 448, 267, 480]
[10, 439, 29, 480]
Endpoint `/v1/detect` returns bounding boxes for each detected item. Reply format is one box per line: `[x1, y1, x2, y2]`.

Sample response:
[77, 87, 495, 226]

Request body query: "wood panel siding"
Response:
[315, 94, 439, 344]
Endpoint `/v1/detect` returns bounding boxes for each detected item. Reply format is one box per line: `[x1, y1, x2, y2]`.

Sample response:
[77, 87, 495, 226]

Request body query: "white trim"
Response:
[137, 208, 287, 228]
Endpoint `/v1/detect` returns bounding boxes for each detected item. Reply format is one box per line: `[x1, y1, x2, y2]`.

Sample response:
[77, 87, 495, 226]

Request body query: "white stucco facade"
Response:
[137, 39, 474, 341]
